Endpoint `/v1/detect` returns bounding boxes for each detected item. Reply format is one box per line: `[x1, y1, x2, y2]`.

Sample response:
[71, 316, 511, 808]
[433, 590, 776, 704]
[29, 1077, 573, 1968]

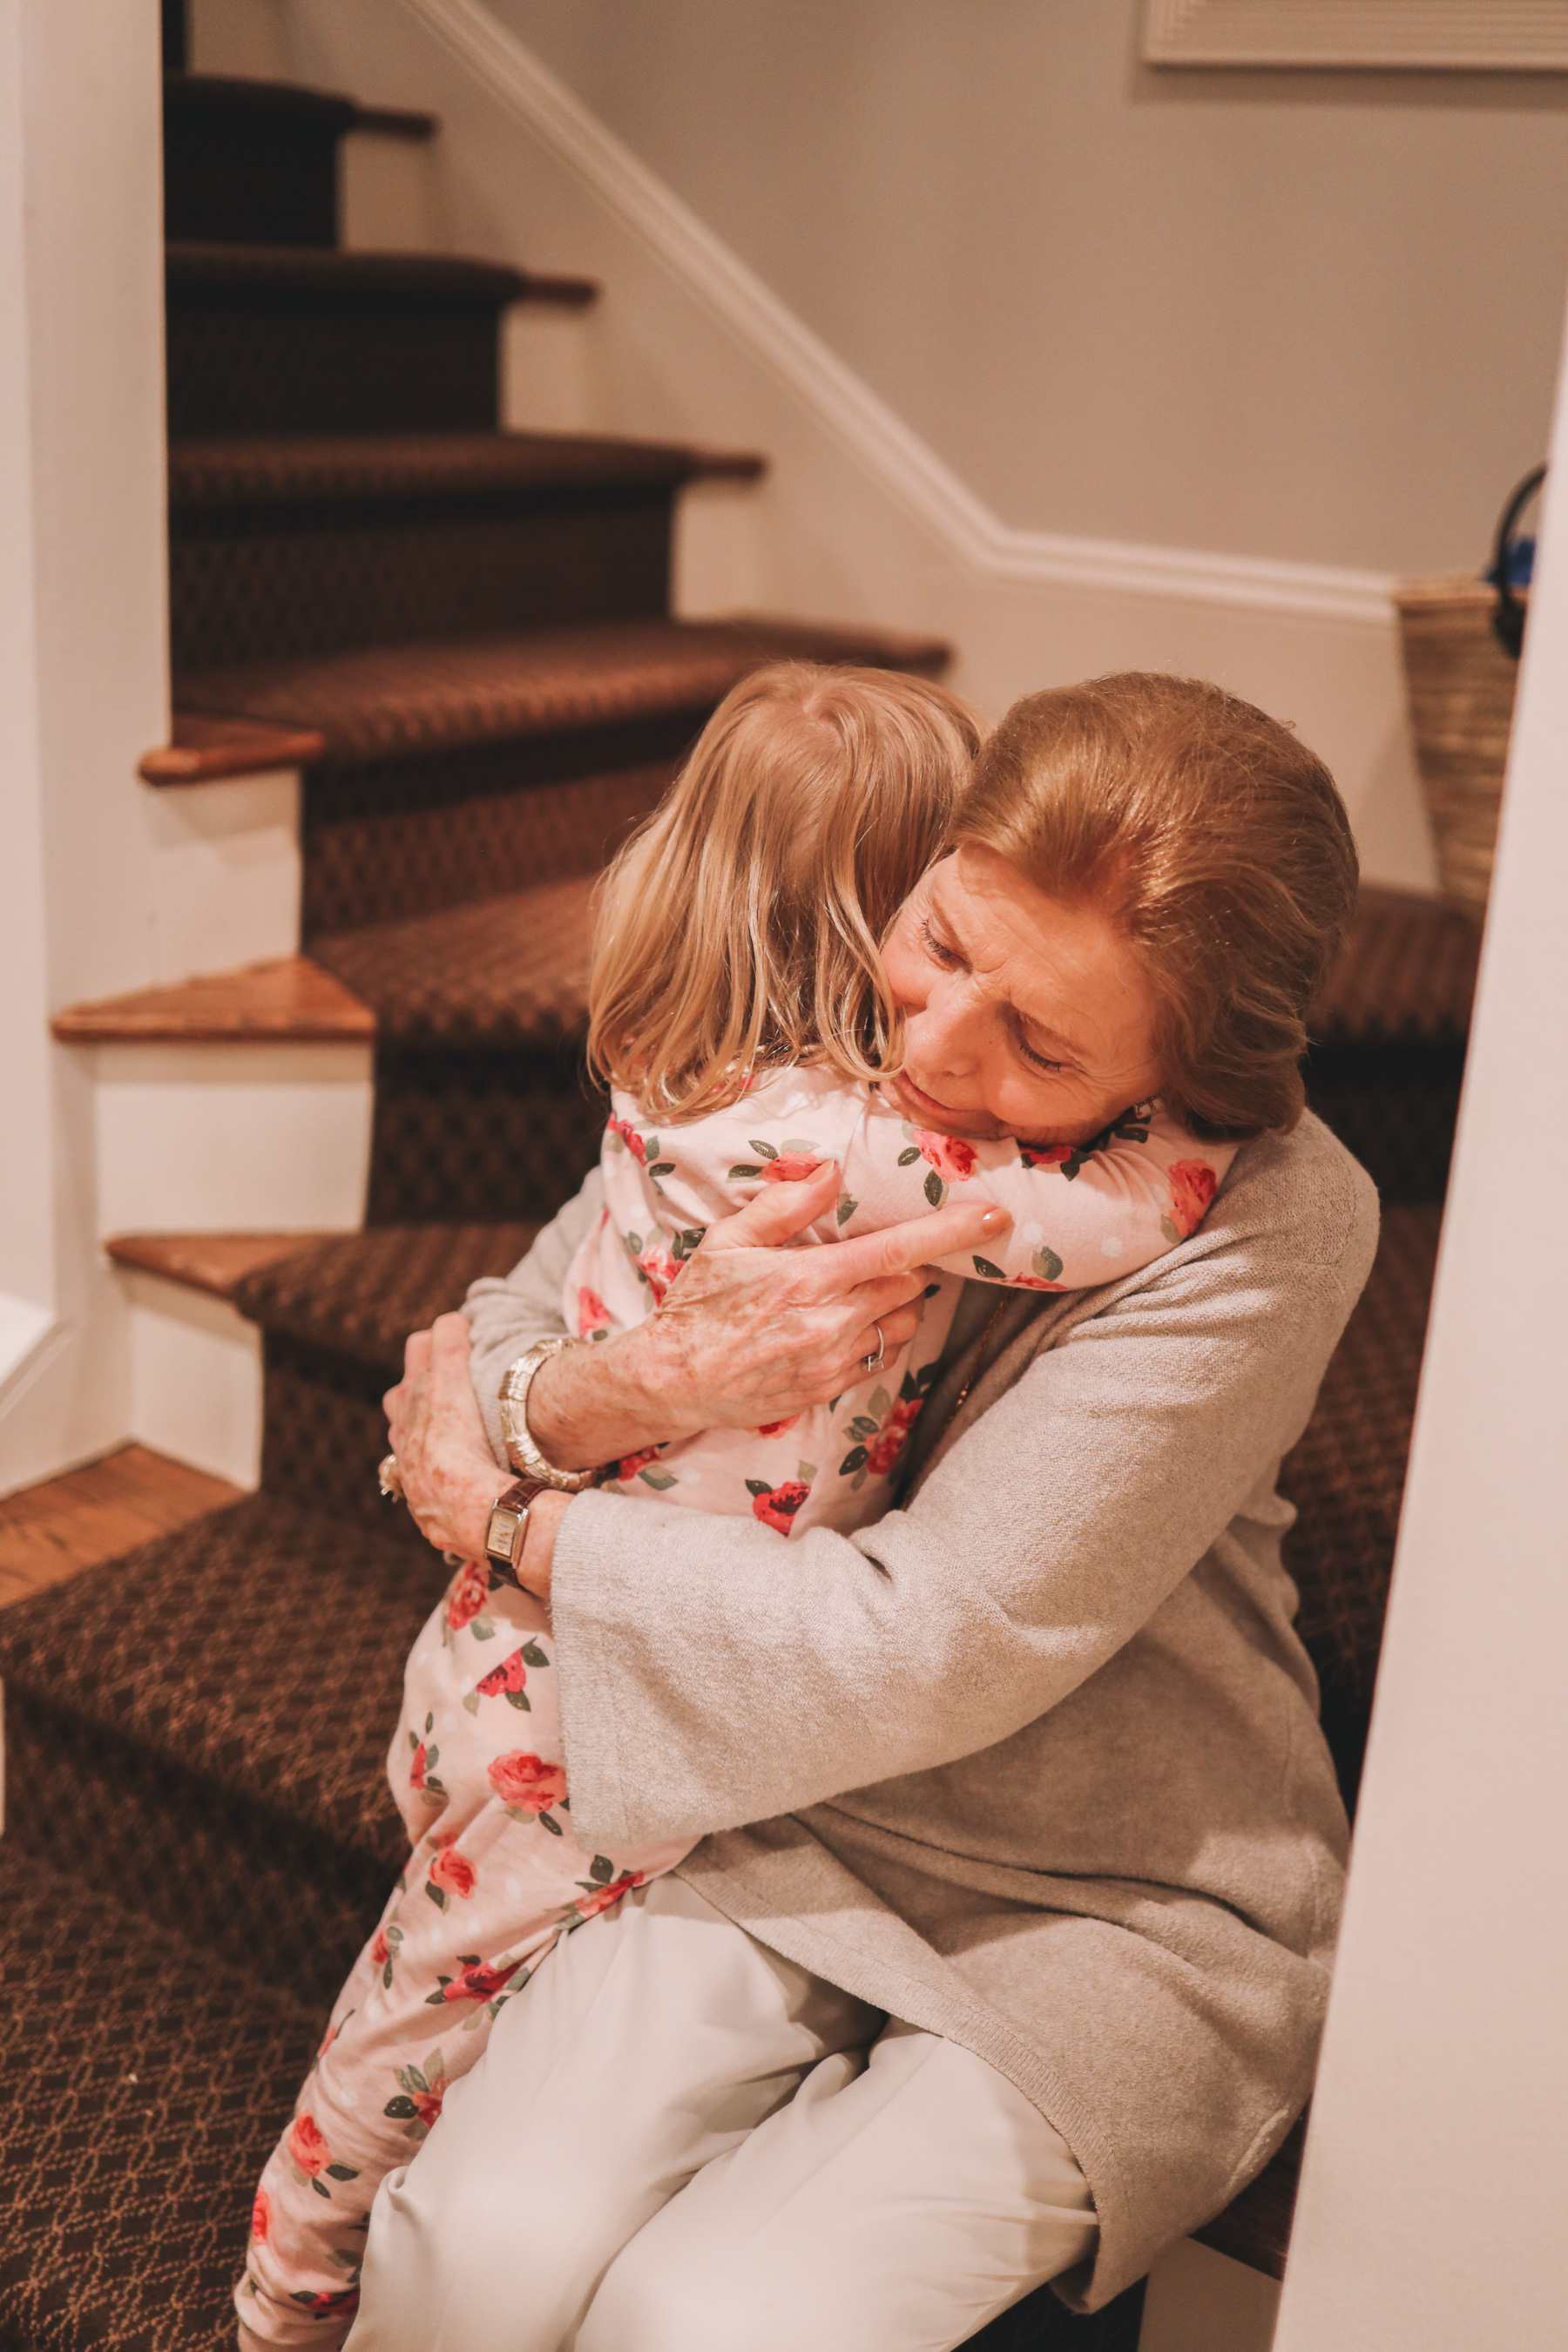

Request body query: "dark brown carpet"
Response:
[0, 1852, 320, 2352]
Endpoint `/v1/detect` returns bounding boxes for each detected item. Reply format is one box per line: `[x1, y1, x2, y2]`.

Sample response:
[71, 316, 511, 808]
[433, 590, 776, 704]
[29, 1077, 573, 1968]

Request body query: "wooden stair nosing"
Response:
[350, 100, 439, 141]
[0, 1443, 245, 1605]
[139, 710, 328, 784]
[165, 240, 598, 314]
[54, 871, 599, 1051]
[105, 1231, 342, 1300]
[51, 955, 374, 1044]
[687, 447, 768, 485]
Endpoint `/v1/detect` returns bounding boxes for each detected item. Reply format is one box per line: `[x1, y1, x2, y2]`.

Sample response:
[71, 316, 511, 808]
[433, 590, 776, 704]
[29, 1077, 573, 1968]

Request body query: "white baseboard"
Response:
[85, 1040, 375, 1235]
[1140, 2238, 1281, 2352]
[0, 1271, 132, 1504]
[123, 1268, 263, 1489]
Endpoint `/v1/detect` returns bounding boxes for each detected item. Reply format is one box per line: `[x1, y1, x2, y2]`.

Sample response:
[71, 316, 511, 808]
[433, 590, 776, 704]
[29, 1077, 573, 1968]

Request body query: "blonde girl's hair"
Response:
[588, 662, 986, 1121]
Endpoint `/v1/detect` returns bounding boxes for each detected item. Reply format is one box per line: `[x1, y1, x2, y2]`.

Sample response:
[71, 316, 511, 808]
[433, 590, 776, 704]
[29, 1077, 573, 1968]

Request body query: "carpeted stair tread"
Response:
[167, 433, 740, 669]
[1313, 884, 1480, 1046]
[310, 875, 595, 1050]
[165, 68, 358, 138]
[233, 1221, 537, 1364]
[166, 240, 587, 313]
[165, 69, 438, 141]
[176, 614, 952, 763]
[0, 1848, 321, 2352]
[163, 71, 355, 253]
[167, 428, 760, 508]
[0, 1491, 443, 1875]
[1280, 1201, 1440, 1693]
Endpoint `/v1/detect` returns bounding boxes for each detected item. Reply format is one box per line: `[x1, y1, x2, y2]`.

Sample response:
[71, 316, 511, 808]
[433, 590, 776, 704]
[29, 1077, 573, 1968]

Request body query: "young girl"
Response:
[238, 666, 1235, 2348]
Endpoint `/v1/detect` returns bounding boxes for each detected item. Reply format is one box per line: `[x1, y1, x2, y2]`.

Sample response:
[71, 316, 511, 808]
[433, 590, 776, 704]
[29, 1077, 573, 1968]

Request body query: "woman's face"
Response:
[881, 846, 1163, 1146]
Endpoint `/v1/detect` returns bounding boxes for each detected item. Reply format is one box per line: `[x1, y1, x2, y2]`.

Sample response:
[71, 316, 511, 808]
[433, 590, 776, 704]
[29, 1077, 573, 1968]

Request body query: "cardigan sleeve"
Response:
[463, 1171, 605, 1465]
[550, 1134, 1378, 1850]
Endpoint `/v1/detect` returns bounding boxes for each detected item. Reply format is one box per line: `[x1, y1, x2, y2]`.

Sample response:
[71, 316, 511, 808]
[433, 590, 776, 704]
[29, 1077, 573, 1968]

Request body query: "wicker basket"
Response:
[1395, 574, 1522, 925]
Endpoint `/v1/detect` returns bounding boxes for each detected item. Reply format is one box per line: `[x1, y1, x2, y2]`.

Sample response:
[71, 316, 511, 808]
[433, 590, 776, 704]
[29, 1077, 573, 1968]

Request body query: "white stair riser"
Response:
[84, 1040, 374, 1235]
[342, 125, 444, 256]
[145, 771, 302, 983]
[120, 1268, 262, 1489]
[503, 303, 595, 436]
[673, 474, 769, 620]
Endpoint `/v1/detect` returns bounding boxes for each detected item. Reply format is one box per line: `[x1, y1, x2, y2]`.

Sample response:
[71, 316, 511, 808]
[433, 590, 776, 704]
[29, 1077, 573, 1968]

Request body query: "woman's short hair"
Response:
[956, 673, 1359, 1136]
[588, 662, 986, 1120]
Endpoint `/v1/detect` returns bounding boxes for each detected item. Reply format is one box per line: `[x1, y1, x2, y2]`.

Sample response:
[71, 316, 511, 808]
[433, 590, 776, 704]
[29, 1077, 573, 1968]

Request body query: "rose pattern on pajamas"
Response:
[578, 1283, 612, 1338]
[487, 1748, 570, 1835]
[1166, 1158, 1220, 1240]
[747, 1477, 812, 1533]
[242, 1554, 693, 2346]
[726, 1136, 825, 1185]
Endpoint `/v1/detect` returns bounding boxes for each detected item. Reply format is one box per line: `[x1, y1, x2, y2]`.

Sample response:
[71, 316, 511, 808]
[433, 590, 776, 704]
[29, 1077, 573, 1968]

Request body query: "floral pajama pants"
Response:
[236, 1555, 694, 2349]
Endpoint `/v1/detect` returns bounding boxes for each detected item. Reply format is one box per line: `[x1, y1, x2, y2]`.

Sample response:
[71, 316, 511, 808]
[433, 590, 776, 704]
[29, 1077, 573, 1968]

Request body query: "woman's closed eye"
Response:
[919, 917, 963, 970]
[1014, 1030, 1066, 1076]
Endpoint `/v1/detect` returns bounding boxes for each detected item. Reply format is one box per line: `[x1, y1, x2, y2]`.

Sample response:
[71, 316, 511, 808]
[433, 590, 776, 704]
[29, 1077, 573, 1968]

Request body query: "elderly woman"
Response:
[351, 676, 1375, 2351]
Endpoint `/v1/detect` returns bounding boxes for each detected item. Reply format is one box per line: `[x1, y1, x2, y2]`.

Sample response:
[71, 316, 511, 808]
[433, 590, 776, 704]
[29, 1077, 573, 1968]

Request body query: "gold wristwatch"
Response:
[484, 1477, 544, 1574]
[497, 1335, 609, 1492]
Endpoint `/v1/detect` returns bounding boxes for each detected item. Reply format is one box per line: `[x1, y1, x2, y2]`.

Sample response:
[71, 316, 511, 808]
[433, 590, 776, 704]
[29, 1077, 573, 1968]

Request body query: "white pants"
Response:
[342, 1876, 1097, 2352]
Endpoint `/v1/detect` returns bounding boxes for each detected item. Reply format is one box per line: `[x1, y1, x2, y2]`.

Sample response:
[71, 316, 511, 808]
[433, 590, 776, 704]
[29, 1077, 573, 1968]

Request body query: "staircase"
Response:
[0, 31, 1481, 2352]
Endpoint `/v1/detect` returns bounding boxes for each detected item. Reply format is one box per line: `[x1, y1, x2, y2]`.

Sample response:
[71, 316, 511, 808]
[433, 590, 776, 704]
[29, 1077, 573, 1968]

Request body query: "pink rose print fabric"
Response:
[561, 1070, 1237, 1536]
[237, 1560, 691, 2347]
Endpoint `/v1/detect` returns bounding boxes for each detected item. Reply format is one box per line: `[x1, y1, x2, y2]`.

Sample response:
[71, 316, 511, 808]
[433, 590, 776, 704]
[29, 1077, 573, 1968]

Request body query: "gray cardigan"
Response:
[463, 1111, 1378, 2307]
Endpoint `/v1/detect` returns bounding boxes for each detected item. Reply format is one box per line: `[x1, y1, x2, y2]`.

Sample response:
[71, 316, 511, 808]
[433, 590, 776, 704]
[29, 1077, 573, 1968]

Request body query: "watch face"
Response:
[486, 1504, 524, 1564]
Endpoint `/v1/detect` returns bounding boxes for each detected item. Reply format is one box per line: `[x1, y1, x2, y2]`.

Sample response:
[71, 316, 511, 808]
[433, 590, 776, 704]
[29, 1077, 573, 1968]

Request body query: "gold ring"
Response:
[377, 1452, 404, 1503]
[862, 1321, 886, 1374]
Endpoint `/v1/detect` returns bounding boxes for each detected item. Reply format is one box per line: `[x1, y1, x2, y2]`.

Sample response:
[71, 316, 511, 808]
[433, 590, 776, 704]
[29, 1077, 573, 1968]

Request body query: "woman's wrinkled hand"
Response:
[382, 1313, 503, 1562]
[527, 1162, 1010, 1466]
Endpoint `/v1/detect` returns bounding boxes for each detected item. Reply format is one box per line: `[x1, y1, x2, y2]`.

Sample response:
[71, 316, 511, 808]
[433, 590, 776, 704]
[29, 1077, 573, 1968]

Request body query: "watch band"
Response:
[484, 1477, 543, 1573]
[497, 1337, 608, 1491]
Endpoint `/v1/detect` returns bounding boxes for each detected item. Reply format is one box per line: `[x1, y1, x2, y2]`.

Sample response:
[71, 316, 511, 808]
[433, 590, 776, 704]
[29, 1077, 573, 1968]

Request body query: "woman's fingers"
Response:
[819, 1200, 1011, 1290]
[427, 1310, 474, 1369]
[847, 1304, 923, 1369]
[402, 1327, 432, 1379]
[835, 1269, 934, 1328]
[698, 1162, 841, 1254]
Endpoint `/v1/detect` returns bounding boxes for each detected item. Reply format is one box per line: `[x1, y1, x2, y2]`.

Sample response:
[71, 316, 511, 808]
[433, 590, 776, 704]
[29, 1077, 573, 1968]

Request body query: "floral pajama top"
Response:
[564, 1068, 1237, 1534]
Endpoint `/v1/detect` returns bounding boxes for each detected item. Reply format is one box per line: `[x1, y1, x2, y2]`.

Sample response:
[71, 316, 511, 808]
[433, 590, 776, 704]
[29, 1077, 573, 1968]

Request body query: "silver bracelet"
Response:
[497, 1336, 606, 1492]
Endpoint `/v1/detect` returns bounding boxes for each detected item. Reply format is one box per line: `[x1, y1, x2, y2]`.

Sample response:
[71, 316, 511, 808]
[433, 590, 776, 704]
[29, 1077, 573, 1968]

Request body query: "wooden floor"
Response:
[0, 1443, 242, 1610]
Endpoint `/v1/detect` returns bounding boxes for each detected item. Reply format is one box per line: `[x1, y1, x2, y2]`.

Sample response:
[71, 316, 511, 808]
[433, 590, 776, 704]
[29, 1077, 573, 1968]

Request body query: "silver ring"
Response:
[862, 1321, 886, 1374]
[378, 1451, 404, 1504]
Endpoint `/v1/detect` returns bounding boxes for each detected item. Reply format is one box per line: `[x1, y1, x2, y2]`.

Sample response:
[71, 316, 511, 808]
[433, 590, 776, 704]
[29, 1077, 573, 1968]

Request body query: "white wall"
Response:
[490, 0, 1568, 579]
[1273, 296, 1568, 2349]
[0, 0, 172, 1492]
